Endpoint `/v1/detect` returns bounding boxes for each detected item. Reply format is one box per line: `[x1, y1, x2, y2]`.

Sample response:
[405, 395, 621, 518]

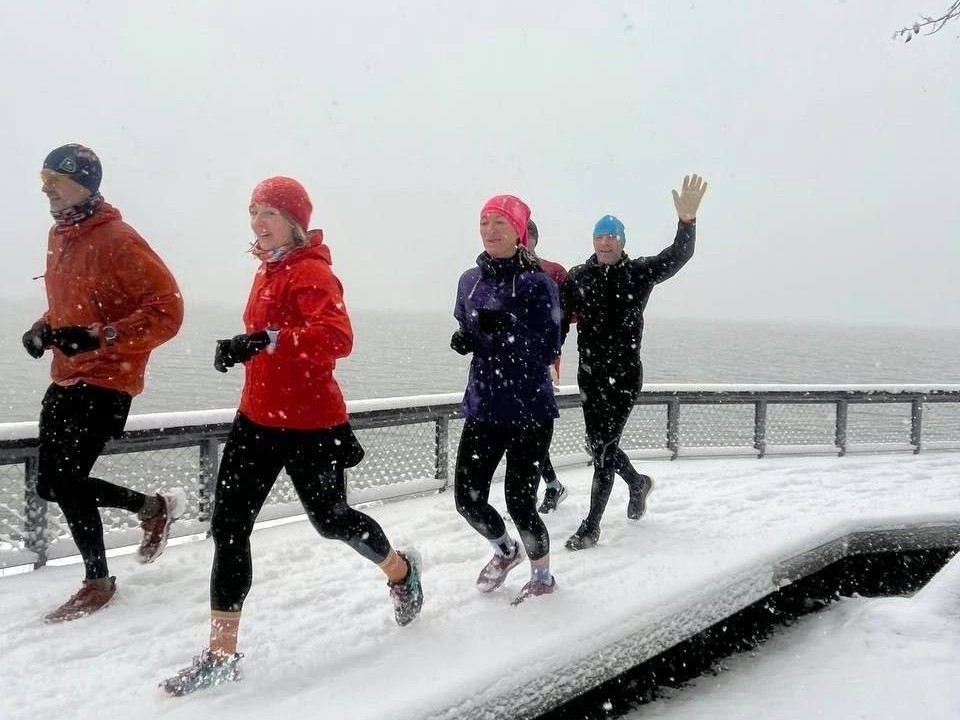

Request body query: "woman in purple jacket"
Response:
[449, 195, 562, 605]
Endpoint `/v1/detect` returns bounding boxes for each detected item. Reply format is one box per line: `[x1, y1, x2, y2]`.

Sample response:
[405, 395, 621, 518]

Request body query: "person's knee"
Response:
[35, 455, 73, 502]
[592, 465, 616, 489]
[210, 518, 252, 550]
[307, 501, 353, 539]
[590, 436, 621, 469]
[505, 475, 539, 521]
[454, 477, 484, 518]
[455, 493, 477, 519]
[35, 469, 83, 504]
[505, 488, 536, 521]
[35, 473, 58, 502]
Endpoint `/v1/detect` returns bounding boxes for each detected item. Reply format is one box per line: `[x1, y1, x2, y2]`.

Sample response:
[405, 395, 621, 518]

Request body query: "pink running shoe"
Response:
[137, 490, 185, 564]
[511, 577, 557, 606]
[476, 542, 525, 593]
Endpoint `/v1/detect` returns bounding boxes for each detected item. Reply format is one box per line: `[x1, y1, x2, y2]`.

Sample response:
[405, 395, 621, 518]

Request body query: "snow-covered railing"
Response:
[1, 384, 958, 571]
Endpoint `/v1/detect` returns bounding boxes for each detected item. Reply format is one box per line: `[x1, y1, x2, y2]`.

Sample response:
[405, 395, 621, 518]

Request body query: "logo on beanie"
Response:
[58, 157, 78, 174]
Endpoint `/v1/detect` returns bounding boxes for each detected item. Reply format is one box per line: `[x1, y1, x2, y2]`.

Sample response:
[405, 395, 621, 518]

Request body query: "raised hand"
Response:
[671, 174, 708, 223]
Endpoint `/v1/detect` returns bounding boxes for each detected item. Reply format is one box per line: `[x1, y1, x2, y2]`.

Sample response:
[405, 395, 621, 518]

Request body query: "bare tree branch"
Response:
[894, 0, 960, 41]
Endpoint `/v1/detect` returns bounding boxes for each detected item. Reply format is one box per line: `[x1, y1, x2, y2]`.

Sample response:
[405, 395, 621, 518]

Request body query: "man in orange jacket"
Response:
[22, 144, 185, 622]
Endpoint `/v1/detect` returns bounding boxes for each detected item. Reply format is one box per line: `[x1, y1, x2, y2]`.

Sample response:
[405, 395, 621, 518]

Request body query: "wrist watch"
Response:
[102, 325, 118, 346]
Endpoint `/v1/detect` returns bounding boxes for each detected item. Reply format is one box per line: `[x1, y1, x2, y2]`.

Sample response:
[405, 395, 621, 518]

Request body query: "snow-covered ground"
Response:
[637, 551, 960, 720]
[1, 452, 959, 720]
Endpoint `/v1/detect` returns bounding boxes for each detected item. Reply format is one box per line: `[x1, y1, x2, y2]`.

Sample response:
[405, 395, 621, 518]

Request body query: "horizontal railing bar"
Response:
[2, 387, 958, 452]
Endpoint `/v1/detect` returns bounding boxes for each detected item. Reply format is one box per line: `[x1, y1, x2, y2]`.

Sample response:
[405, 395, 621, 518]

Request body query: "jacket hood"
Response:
[303, 229, 332, 265]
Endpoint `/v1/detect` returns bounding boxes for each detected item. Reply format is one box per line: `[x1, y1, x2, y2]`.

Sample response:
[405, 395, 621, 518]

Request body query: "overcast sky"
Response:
[2, 0, 957, 326]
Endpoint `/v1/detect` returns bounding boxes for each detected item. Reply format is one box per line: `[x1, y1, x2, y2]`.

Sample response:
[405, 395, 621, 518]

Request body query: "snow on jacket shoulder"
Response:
[239, 231, 353, 430]
[454, 251, 561, 426]
[43, 203, 184, 396]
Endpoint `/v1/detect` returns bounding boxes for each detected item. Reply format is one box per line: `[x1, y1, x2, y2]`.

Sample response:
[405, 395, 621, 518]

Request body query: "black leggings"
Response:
[36, 382, 145, 580]
[579, 363, 643, 527]
[209, 413, 391, 613]
[541, 451, 557, 485]
[454, 419, 553, 561]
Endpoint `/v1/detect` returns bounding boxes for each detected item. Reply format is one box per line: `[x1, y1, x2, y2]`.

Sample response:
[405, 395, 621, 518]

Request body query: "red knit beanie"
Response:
[480, 195, 530, 246]
[250, 176, 313, 231]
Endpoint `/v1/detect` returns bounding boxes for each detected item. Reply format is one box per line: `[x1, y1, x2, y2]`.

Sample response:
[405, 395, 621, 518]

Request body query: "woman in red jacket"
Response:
[161, 177, 423, 696]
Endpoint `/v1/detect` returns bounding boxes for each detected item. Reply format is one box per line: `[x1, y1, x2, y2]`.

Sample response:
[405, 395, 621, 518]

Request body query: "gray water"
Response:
[3, 298, 960, 423]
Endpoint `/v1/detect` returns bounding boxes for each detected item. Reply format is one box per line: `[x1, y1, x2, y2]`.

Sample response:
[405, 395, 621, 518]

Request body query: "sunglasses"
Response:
[40, 170, 71, 187]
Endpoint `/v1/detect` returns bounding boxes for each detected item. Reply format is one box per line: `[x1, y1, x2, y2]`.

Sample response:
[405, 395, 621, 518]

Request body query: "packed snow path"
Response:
[2, 453, 959, 720]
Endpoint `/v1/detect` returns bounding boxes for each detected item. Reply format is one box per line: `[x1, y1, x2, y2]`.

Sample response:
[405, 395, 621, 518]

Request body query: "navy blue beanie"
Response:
[593, 214, 626, 245]
[43, 144, 102, 195]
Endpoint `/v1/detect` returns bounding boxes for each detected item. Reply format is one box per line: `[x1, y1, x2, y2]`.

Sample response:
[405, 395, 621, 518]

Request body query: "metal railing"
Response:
[2, 384, 958, 571]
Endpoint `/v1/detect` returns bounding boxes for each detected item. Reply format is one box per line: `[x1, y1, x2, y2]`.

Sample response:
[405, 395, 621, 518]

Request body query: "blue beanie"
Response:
[593, 215, 626, 245]
[43, 144, 102, 194]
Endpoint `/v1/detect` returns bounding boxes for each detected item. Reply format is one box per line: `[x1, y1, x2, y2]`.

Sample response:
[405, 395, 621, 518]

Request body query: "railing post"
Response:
[198, 438, 219, 522]
[666, 399, 680, 460]
[23, 453, 49, 569]
[835, 400, 848, 457]
[754, 400, 767, 458]
[910, 399, 923, 454]
[435, 415, 450, 491]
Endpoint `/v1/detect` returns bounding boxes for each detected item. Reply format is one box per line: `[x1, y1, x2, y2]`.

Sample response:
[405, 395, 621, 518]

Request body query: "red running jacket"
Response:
[41, 203, 183, 396]
[238, 231, 353, 429]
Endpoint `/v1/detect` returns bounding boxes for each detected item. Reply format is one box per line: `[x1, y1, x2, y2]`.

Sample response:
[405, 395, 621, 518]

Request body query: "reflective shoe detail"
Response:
[564, 521, 601, 551]
[137, 489, 186, 564]
[538, 484, 568, 514]
[44, 576, 116, 623]
[476, 542, 525, 593]
[159, 649, 243, 697]
[627, 475, 655, 520]
[511, 577, 557, 605]
[389, 548, 424, 627]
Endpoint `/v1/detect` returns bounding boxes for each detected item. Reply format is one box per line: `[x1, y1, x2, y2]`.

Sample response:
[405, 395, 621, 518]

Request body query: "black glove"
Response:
[22, 321, 52, 359]
[450, 329, 473, 356]
[49, 326, 101, 357]
[213, 339, 235, 373]
[476, 308, 513, 334]
[213, 331, 271, 373]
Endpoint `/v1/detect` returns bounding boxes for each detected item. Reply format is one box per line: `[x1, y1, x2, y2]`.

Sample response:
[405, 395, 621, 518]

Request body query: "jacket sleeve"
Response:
[275, 263, 353, 362]
[454, 275, 468, 329]
[109, 243, 184, 353]
[633, 220, 696, 284]
[453, 273, 480, 341]
[512, 275, 561, 366]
